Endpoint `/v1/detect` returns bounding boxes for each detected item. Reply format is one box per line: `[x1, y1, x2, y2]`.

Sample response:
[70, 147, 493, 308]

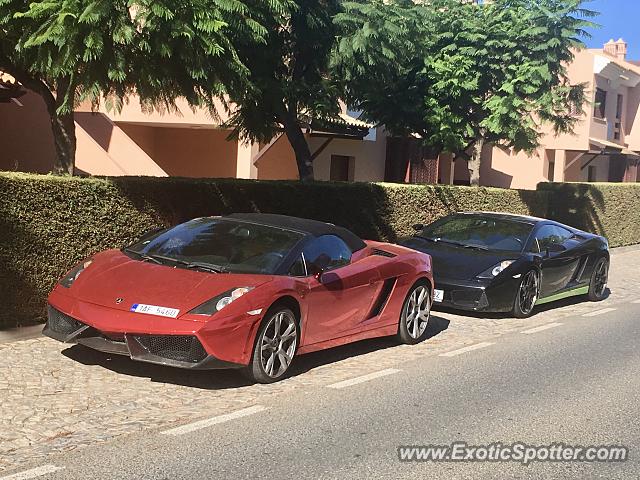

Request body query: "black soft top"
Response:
[225, 213, 366, 252]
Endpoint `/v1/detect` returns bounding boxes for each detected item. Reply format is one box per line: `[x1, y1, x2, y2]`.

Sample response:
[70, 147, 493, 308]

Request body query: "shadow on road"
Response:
[61, 314, 450, 390]
[290, 314, 450, 376]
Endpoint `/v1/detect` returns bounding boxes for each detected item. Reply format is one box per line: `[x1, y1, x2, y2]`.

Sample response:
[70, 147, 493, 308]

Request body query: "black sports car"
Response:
[402, 212, 609, 317]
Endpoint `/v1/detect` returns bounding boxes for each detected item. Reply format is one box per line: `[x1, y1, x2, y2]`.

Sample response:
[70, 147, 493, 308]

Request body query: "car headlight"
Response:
[477, 260, 515, 279]
[60, 259, 93, 288]
[189, 287, 254, 316]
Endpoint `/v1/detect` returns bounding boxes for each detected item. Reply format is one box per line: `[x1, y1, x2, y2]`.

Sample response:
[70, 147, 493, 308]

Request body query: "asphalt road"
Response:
[8, 297, 638, 479]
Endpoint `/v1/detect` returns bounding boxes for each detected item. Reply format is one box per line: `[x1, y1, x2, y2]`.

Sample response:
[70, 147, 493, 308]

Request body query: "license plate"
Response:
[433, 289, 444, 303]
[130, 303, 180, 318]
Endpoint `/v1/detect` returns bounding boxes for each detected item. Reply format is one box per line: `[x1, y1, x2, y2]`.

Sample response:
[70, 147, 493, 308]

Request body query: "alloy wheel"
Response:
[405, 285, 431, 339]
[593, 259, 609, 298]
[518, 270, 539, 315]
[259, 311, 297, 378]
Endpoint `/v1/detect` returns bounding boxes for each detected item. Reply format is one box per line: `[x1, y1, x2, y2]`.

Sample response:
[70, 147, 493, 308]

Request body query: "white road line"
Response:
[521, 323, 564, 335]
[327, 369, 401, 389]
[439, 342, 494, 357]
[161, 405, 267, 436]
[583, 307, 617, 317]
[0, 465, 64, 480]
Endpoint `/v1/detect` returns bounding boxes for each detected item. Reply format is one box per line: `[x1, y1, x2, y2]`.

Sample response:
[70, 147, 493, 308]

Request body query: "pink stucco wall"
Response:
[0, 91, 55, 173]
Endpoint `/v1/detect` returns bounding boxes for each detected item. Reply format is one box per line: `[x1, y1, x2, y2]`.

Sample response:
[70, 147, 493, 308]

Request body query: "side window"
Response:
[302, 235, 352, 272]
[288, 254, 307, 277]
[532, 225, 572, 252]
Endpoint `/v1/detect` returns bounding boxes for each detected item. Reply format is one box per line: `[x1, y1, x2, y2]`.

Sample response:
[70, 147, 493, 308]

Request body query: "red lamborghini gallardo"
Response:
[44, 214, 433, 383]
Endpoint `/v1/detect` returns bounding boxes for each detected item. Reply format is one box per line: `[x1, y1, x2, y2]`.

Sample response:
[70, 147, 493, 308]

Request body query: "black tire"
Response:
[512, 269, 540, 318]
[397, 281, 431, 345]
[243, 307, 299, 384]
[588, 257, 609, 302]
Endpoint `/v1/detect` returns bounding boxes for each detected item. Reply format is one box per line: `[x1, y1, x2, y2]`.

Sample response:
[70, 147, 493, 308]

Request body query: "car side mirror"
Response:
[308, 262, 325, 281]
[412, 223, 424, 232]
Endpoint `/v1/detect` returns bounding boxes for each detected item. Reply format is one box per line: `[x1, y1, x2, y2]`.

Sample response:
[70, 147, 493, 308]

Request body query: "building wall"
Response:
[541, 49, 595, 151]
[254, 135, 299, 180]
[564, 154, 610, 182]
[128, 126, 239, 178]
[0, 91, 55, 173]
[256, 128, 388, 182]
[309, 128, 388, 182]
[625, 78, 640, 150]
[477, 147, 543, 190]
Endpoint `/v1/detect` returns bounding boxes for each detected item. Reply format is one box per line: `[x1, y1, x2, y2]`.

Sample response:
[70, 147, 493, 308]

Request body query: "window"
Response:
[330, 155, 355, 181]
[420, 215, 534, 253]
[588, 165, 597, 182]
[614, 94, 624, 140]
[288, 254, 307, 277]
[127, 218, 303, 274]
[616, 94, 624, 119]
[531, 225, 573, 253]
[594, 88, 607, 119]
[302, 235, 352, 272]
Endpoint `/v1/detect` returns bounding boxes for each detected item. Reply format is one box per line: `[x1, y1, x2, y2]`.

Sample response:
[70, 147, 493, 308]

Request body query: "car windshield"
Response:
[419, 215, 534, 253]
[125, 218, 304, 274]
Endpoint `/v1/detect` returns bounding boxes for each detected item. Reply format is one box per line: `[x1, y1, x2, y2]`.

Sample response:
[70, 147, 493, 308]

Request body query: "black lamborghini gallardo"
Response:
[402, 212, 610, 318]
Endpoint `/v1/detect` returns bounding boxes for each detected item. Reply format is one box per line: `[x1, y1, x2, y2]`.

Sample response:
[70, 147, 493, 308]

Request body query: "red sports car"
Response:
[44, 214, 433, 383]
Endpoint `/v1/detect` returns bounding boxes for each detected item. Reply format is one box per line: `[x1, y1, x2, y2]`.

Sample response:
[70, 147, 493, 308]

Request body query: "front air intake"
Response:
[47, 305, 85, 335]
[132, 335, 208, 363]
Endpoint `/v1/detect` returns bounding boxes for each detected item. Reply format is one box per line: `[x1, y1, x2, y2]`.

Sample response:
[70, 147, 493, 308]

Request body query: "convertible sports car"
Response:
[402, 212, 609, 318]
[44, 213, 433, 382]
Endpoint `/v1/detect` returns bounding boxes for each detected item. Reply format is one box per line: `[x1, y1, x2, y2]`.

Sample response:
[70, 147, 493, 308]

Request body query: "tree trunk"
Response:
[280, 107, 314, 181]
[50, 111, 77, 175]
[468, 137, 485, 187]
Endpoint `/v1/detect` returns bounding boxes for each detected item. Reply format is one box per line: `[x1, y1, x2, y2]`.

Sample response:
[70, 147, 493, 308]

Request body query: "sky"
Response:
[585, 0, 640, 60]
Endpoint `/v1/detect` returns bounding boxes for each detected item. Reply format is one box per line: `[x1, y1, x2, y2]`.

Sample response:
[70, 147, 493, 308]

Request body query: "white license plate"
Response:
[433, 289, 444, 303]
[130, 303, 180, 318]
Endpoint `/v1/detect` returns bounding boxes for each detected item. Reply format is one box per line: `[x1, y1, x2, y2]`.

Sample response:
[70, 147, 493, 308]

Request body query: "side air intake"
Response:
[368, 278, 397, 319]
[371, 248, 396, 258]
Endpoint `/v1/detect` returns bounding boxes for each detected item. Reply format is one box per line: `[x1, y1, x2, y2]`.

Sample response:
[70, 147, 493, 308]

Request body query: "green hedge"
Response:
[538, 182, 640, 249]
[3, 173, 639, 329]
[0, 172, 549, 328]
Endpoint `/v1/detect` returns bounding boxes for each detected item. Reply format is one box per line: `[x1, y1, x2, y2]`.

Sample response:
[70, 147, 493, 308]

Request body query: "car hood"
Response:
[401, 237, 517, 281]
[69, 250, 273, 316]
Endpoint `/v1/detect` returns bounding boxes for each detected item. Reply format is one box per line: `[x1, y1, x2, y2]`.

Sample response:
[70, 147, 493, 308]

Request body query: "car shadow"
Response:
[61, 314, 450, 390]
[289, 314, 450, 377]
[432, 288, 612, 320]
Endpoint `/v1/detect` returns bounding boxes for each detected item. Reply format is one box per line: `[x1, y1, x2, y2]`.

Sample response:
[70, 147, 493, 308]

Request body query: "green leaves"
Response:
[335, 0, 595, 158]
[0, 0, 292, 172]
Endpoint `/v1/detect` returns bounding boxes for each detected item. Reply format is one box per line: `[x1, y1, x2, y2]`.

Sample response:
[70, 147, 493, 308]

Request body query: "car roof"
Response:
[456, 211, 546, 224]
[224, 213, 367, 252]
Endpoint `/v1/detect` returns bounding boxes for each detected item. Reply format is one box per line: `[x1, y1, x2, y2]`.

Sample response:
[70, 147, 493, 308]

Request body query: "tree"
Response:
[0, 0, 282, 175]
[334, 0, 596, 186]
[225, 0, 342, 181]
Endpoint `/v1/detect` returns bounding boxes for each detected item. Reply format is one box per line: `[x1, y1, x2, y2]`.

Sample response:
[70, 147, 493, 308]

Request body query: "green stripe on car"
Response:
[535, 286, 590, 306]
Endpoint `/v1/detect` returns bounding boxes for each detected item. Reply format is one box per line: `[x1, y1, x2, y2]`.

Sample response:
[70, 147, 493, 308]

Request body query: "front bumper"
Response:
[433, 276, 519, 313]
[43, 303, 247, 370]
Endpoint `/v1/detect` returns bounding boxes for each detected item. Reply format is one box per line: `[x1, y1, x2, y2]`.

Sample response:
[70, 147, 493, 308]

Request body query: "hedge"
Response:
[0, 172, 550, 328]
[538, 182, 640, 249]
[2, 173, 639, 329]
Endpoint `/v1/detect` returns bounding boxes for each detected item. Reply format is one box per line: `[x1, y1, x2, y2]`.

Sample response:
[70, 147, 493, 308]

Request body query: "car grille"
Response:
[132, 335, 208, 363]
[450, 289, 489, 309]
[47, 305, 84, 335]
